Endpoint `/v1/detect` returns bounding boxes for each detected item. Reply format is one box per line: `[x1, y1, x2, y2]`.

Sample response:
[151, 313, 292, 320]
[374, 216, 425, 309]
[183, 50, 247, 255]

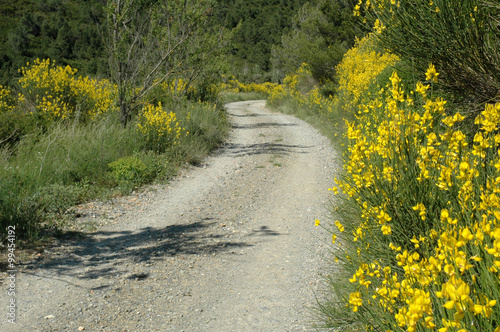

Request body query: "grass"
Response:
[269, 154, 283, 167]
[267, 93, 349, 153]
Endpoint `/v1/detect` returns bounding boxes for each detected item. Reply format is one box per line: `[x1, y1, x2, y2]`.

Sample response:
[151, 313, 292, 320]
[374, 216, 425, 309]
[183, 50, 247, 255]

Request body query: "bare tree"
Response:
[105, 0, 227, 126]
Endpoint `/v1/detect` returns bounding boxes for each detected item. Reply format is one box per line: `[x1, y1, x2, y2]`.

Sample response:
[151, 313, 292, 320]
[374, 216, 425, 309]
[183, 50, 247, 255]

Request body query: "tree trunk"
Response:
[119, 100, 129, 128]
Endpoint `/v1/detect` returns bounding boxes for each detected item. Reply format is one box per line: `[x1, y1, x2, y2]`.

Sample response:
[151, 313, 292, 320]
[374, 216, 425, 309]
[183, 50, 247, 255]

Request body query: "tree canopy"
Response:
[271, 0, 365, 83]
[0, 0, 363, 85]
[214, 0, 308, 75]
[0, 0, 108, 85]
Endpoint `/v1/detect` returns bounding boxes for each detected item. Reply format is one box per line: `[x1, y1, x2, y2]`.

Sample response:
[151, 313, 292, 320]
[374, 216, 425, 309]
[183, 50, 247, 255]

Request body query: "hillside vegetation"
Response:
[0, 0, 306, 242]
[0, 0, 310, 85]
[216, 0, 308, 80]
[0, 0, 108, 84]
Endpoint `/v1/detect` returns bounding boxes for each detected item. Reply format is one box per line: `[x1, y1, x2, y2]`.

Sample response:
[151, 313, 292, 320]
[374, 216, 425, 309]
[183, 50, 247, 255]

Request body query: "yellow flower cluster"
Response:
[268, 36, 397, 122]
[0, 85, 16, 113]
[167, 78, 188, 96]
[160, 78, 198, 99]
[336, 33, 399, 111]
[267, 63, 337, 117]
[18, 58, 116, 122]
[337, 63, 500, 331]
[282, 63, 312, 93]
[137, 103, 184, 152]
[217, 76, 282, 98]
[266, 83, 286, 104]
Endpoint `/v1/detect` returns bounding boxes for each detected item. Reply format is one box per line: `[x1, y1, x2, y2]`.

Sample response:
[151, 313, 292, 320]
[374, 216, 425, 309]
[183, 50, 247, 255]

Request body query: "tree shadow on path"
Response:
[223, 142, 312, 157]
[24, 218, 254, 281]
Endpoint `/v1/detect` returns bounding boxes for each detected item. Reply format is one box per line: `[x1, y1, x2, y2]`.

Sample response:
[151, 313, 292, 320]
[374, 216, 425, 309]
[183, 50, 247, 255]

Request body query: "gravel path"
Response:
[1, 100, 339, 332]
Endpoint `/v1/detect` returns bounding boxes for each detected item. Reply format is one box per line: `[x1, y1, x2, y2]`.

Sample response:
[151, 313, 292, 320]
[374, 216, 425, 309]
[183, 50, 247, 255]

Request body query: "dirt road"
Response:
[1, 100, 338, 331]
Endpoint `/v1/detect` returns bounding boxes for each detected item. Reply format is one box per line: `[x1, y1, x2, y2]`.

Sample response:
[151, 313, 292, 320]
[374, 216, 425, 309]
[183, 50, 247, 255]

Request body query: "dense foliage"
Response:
[271, 0, 365, 83]
[0, 57, 228, 240]
[0, 0, 310, 85]
[215, 0, 308, 78]
[0, 0, 107, 85]
[357, 0, 500, 108]
[334, 61, 500, 332]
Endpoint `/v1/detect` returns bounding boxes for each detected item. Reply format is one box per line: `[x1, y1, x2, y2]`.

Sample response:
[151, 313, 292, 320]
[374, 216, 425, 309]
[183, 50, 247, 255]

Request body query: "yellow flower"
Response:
[381, 224, 392, 235]
[473, 298, 496, 317]
[425, 63, 439, 83]
[348, 291, 363, 312]
[335, 220, 345, 232]
[412, 203, 427, 221]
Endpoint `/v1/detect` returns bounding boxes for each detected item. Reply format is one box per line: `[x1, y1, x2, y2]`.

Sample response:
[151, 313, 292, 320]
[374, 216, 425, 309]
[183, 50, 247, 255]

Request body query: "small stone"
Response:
[78, 327, 85, 331]
[44, 315, 55, 319]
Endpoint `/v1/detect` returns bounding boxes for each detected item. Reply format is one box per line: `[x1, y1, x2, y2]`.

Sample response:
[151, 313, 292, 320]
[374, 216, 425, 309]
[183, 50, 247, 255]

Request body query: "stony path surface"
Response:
[1, 100, 339, 331]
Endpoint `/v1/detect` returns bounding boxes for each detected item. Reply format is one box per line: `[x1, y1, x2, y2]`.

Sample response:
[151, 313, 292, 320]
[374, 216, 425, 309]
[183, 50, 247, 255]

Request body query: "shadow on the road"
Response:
[224, 142, 312, 157]
[25, 220, 252, 280]
[227, 112, 274, 118]
[231, 122, 297, 129]
[248, 226, 281, 237]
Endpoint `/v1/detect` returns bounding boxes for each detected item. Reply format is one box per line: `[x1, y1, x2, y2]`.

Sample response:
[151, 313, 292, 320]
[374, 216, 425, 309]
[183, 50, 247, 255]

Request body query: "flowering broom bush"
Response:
[267, 63, 338, 117]
[0, 84, 16, 114]
[217, 76, 282, 97]
[18, 58, 116, 122]
[267, 33, 400, 123]
[136, 103, 184, 153]
[325, 61, 500, 331]
[335, 33, 399, 112]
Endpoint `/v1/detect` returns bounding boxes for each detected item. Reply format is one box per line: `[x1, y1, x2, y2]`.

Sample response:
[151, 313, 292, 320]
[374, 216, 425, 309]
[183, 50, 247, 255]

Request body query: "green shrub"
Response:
[358, 0, 500, 108]
[108, 156, 149, 188]
[0, 110, 34, 145]
[32, 184, 85, 216]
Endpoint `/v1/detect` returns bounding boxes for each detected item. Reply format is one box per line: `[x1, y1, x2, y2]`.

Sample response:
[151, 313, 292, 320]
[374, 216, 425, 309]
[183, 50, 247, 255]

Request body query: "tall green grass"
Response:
[1, 117, 130, 238]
